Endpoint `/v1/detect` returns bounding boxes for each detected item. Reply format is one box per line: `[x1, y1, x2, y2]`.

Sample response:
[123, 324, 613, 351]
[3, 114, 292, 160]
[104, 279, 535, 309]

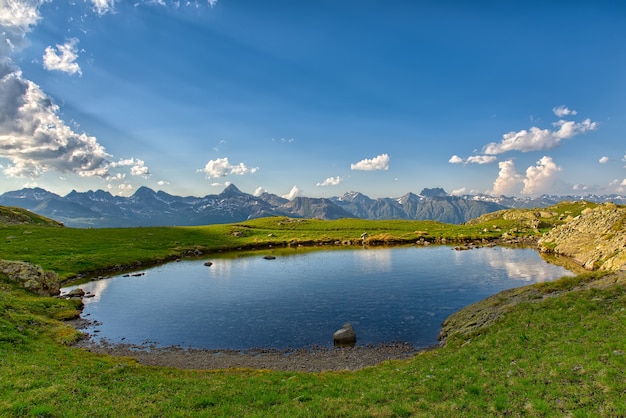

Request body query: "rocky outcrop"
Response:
[0, 260, 61, 296]
[538, 203, 626, 271]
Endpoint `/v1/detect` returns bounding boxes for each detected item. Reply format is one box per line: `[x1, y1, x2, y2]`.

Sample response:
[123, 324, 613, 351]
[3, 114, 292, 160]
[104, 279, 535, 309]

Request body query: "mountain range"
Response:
[1, 184, 625, 228]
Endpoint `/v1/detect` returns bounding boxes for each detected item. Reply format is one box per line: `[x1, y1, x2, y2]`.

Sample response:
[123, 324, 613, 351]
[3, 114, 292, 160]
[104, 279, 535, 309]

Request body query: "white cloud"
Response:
[483, 118, 598, 155]
[316, 176, 342, 186]
[489, 160, 523, 196]
[467, 155, 497, 165]
[208, 0, 218, 7]
[451, 187, 467, 196]
[599, 156, 609, 164]
[91, 0, 116, 15]
[621, 179, 626, 187]
[43, 38, 82, 76]
[107, 172, 126, 181]
[0, 71, 113, 178]
[198, 157, 258, 179]
[448, 155, 464, 164]
[350, 153, 390, 171]
[130, 159, 149, 176]
[157, 180, 169, 186]
[282, 185, 301, 200]
[253, 187, 266, 196]
[0, 0, 41, 56]
[110, 158, 150, 177]
[521, 156, 562, 195]
[552, 105, 577, 117]
[449, 154, 496, 165]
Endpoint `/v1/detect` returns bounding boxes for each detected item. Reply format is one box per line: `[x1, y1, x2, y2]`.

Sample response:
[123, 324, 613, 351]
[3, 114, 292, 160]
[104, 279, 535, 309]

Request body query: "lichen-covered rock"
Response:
[0, 260, 61, 296]
[538, 203, 626, 271]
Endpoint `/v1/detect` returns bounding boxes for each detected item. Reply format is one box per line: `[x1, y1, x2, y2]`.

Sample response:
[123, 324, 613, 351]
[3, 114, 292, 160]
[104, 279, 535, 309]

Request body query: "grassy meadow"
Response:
[2, 202, 626, 417]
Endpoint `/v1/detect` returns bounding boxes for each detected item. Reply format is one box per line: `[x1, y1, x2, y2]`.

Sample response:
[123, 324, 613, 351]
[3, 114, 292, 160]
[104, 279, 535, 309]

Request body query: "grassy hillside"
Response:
[2, 202, 626, 416]
[0, 206, 64, 227]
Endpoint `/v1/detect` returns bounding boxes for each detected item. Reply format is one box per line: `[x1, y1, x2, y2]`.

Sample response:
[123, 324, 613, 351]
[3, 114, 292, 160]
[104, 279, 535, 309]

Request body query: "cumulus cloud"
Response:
[489, 160, 523, 196]
[467, 155, 497, 165]
[0, 71, 113, 178]
[253, 186, 266, 197]
[110, 158, 150, 177]
[350, 153, 390, 171]
[282, 185, 301, 200]
[521, 156, 562, 195]
[43, 38, 82, 75]
[316, 176, 342, 186]
[599, 156, 609, 164]
[553, 105, 577, 117]
[489, 157, 564, 196]
[198, 157, 258, 179]
[483, 118, 598, 155]
[449, 154, 497, 165]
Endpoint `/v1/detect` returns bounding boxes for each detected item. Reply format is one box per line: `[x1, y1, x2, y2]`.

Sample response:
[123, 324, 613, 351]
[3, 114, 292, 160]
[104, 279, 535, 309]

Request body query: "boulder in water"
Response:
[333, 323, 356, 346]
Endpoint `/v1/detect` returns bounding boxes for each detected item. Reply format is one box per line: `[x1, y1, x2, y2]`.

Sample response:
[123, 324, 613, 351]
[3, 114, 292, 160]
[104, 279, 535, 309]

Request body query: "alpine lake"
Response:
[62, 245, 575, 351]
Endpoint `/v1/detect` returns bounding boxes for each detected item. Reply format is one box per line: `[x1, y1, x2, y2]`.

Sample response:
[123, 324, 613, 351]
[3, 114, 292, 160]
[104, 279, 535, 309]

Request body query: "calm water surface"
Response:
[63, 246, 574, 350]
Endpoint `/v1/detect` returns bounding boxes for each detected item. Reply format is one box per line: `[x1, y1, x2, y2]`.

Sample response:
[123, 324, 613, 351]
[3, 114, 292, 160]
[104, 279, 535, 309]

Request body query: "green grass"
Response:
[2, 203, 626, 416]
[2, 272, 625, 416]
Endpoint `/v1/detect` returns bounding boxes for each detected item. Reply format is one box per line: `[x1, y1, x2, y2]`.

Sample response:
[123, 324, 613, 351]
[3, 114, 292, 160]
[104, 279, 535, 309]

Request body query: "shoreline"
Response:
[68, 315, 426, 372]
[72, 335, 426, 372]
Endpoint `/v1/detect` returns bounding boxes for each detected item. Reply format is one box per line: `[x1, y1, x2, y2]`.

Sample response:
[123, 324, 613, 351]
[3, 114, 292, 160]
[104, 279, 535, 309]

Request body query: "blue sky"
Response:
[1, 1, 625, 199]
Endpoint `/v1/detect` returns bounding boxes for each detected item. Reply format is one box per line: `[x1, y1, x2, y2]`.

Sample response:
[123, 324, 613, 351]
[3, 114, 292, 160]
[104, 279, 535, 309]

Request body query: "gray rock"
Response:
[67, 288, 85, 298]
[333, 323, 356, 345]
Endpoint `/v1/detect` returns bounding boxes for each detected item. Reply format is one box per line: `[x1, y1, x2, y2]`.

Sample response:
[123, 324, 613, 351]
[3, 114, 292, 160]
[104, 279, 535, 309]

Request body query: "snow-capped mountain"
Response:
[1, 185, 624, 228]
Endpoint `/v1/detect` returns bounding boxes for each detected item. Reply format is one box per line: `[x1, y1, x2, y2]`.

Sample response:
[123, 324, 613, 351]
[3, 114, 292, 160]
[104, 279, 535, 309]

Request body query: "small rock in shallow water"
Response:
[333, 323, 356, 346]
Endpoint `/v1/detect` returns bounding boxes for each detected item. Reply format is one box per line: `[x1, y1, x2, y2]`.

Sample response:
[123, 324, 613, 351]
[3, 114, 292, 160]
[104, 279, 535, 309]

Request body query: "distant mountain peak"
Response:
[339, 191, 372, 202]
[133, 186, 157, 197]
[220, 184, 243, 197]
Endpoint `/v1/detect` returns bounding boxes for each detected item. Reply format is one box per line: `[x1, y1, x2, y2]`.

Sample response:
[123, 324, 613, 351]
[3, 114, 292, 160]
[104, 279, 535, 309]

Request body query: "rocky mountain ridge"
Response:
[1, 184, 625, 228]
